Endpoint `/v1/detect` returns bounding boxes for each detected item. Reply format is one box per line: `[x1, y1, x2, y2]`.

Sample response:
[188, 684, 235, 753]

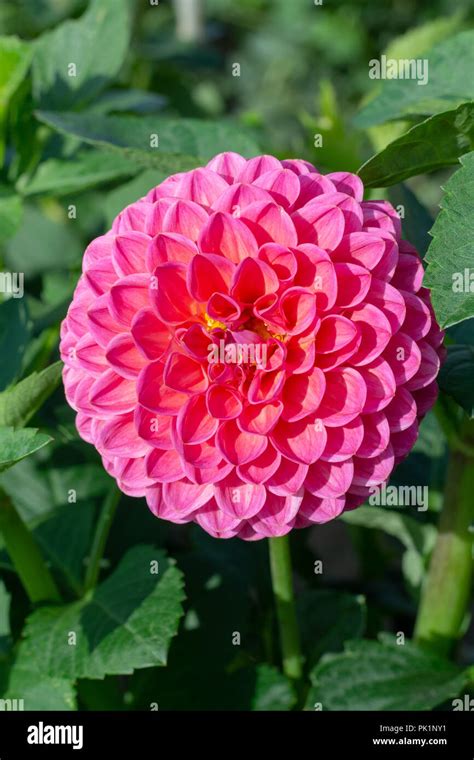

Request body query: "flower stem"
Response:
[83, 485, 121, 593]
[268, 534, 303, 680]
[0, 489, 60, 603]
[414, 417, 474, 657]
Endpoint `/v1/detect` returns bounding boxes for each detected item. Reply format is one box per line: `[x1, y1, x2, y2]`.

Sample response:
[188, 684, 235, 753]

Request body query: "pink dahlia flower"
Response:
[60, 153, 444, 540]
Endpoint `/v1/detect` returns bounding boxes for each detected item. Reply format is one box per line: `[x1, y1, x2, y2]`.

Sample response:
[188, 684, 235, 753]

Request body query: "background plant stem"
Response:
[268, 534, 303, 681]
[414, 417, 474, 656]
[0, 489, 60, 603]
[83, 484, 121, 593]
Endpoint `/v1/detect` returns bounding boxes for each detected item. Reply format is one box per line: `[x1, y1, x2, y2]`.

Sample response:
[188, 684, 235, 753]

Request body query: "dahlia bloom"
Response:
[60, 153, 444, 540]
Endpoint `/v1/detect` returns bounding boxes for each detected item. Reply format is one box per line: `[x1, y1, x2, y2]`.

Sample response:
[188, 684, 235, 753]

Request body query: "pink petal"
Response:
[292, 201, 345, 250]
[112, 232, 149, 276]
[321, 416, 365, 462]
[215, 478, 267, 519]
[281, 367, 326, 422]
[318, 368, 367, 426]
[176, 393, 218, 444]
[207, 385, 243, 420]
[145, 447, 185, 481]
[150, 262, 197, 324]
[216, 419, 267, 465]
[270, 416, 327, 465]
[98, 413, 149, 457]
[357, 412, 390, 458]
[89, 369, 137, 415]
[237, 443, 281, 485]
[162, 199, 209, 240]
[146, 232, 198, 270]
[164, 352, 208, 394]
[198, 211, 258, 263]
[253, 168, 300, 209]
[238, 400, 283, 434]
[305, 459, 354, 498]
[105, 332, 147, 378]
[109, 274, 150, 326]
[188, 252, 235, 301]
[267, 457, 308, 496]
[131, 307, 170, 360]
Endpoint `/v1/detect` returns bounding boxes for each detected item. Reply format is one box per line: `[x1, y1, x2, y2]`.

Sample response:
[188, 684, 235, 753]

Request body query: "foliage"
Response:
[0, 0, 473, 713]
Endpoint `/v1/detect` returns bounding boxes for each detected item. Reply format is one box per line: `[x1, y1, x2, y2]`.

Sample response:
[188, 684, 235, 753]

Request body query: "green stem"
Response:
[83, 485, 121, 593]
[414, 418, 474, 656]
[0, 489, 60, 603]
[268, 535, 303, 680]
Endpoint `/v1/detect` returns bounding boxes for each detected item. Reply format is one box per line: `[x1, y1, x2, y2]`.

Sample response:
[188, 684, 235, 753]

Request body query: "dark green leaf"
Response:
[341, 505, 436, 590]
[5, 664, 76, 710]
[0, 361, 62, 428]
[297, 590, 366, 669]
[387, 184, 433, 257]
[15, 546, 185, 679]
[438, 345, 474, 417]
[0, 186, 23, 243]
[0, 298, 30, 391]
[355, 31, 474, 128]
[19, 150, 140, 197]
[5, 203, 82, 277]
[34, 502, 96, 594]
[0, 427, 52, 473]
[250, 664, 296, 710]
[307, 635, 467, 710]
[358, 104, 474, 187]
[32, 0, 131, 110]
[35, 110, 261, 169]
[88, 89, 166, 115]
[425, 151, 474, 327]
[0, 36, 32, 162]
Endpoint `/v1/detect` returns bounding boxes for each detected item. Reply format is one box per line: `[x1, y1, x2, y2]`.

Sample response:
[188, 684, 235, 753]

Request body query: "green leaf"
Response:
[35, 110, 261, 169]
[250, 664, 296, 711]
[385, 15, 464, 60]
[88, 88, 166, 115]
[341, 505, 436, 591]
[0, 36, 32, 163]
[0, 361, 62, 428]
[15, 546, 185, 679]
[425, 151, 474, 328]
[5, 203, 82, 277]
[438, 345, 474, 417]
[387, 184, 433, 257]
[104, 169, 166, 228]
[0, 580, 11, 656]
[0, 186, 23, 243]
[297, 590, 366, 669]
[358, 103, 474, 187]
[34, 502, 96, 594]
[5, 664, 76, 710]
[19, 150, 141, 197]
[0, 427, 52, 473]
[32, 0, 131, 110]
[307, 635, 467, 710]
[128, 550, 253, 710]
[355, 31, 474, 128]
[0, 298, 30, 391]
